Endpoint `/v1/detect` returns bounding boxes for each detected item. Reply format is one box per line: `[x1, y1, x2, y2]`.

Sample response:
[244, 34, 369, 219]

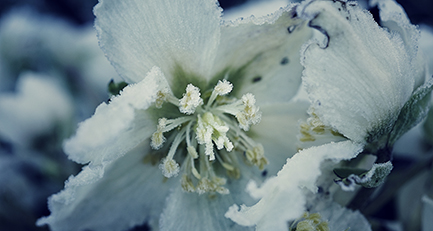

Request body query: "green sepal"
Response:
[333, 167, 369, 179]
[390, 76, 433, 145]
[108, 79, 128, 96]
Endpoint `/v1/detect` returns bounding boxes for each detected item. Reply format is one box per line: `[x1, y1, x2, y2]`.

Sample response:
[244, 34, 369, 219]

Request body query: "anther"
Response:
[179, 84, 203, 114]
[160, 158, 180, 178]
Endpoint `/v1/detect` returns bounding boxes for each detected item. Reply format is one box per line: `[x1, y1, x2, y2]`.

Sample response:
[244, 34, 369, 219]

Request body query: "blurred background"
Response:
[0, 0, 432, 231]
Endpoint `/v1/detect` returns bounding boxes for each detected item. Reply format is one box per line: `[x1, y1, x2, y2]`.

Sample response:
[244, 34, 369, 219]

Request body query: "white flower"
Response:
[226, 0, 431, 230]
[0, 8, 119, 113]
[0, 72, 74, 146]
[37, 0, 314, 230]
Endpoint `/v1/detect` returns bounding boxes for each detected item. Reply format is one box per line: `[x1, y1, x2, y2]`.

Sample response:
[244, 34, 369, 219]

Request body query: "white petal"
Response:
[372, 0, 428, 90]
[318, 202, 371, 231]
[225, 141, 363, 230]
[94, 0, 221, 84]
[160, 163, 260, 231]
[250, 100, 310, 175]
[299, 1, 415, 144]
[37, 141, 174, 231]
[64, 67, 166, 164]
[214, 5, 313, 104]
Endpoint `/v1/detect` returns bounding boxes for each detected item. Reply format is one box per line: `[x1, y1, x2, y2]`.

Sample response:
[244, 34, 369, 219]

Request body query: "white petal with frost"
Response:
[251, 100, 309, 175]
[300, 0, 414, 144]
[94, 0, 221, 84]
[225, 140, 363, 231]
[160, 163, 261, 231]
[372, 0, 427, 90]
[214, 6, 313, 104]
[64, 67, 166, 165]
[37, 142, 174, 231]
[318, 202, 371, 231]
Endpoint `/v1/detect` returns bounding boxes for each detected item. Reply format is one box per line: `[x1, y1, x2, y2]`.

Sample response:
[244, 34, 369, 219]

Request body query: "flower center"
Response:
[150, 79, 267, 194]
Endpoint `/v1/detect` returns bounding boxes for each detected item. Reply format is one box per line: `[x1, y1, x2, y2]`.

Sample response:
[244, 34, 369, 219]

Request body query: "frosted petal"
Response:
[160, 163, 260, 231]
[37, 142, 174, 231]
[64, 67, 166, 164]
[299, 0, 415, 144]
[94, 0, 221, 84]
[250, 100, 310, 175]
[318, 202, 371, 231]
[225, 140, 363, 230]
[372, 0, 427, 89]
[214, 5, 313, 104]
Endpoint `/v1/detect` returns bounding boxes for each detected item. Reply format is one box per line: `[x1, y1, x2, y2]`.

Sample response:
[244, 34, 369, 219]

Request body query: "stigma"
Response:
[150, 79, 266, 194]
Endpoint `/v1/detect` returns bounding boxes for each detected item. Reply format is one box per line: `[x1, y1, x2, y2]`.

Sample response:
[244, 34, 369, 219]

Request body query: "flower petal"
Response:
[94, 0, 222, 84]
[37, 141, 174, 231]
[372, 0, 428, 90]
[64, 67, 166, 165]
[225, 140, 363, 231]
[213, 5, 313, 104]
[160, 163, 260, 231]
[250, 100, 310, 175]
[318, 202, 371, 231]
[299, 0, 415, 144]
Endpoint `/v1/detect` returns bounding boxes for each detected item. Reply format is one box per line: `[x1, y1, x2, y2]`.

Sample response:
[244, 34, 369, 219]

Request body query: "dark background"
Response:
[0, 0, 431, 26]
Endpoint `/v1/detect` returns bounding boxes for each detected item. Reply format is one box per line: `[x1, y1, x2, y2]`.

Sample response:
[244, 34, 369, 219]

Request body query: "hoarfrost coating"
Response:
[37, 0, 316, 230]
[226, 0, 431, 230]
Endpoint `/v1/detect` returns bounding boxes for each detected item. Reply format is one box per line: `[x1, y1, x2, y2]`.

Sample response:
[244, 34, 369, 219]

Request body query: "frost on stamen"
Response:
[245, 144, 268, 170]
[290, 212, 330, 231]
[151, 118, 168, 149]
[179, 84, 203, 114]
[235, 93, 262, 131]
[155, 90, 169, 108]
[187, 145, 198, 159]
[159, 158, 180, 178]
[196, 177, 229, 195]
[181, 175, 195, 192]
[214, 79, 233, 96]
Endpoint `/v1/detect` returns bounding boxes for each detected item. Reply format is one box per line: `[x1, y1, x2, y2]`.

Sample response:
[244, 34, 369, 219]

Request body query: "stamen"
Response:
[245, 144, 268, 170]
[151, 117, 192, 149]
[160, 158, 180, 178]
[155, 89, 179, 108]
[150, 78, 267, 195]
[151, 118, 168, 149]
[207, 79, 234, 108]
[181, 175, 195, 192]
[179, 84, 203, 114]
[214, 79, 233, 96]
